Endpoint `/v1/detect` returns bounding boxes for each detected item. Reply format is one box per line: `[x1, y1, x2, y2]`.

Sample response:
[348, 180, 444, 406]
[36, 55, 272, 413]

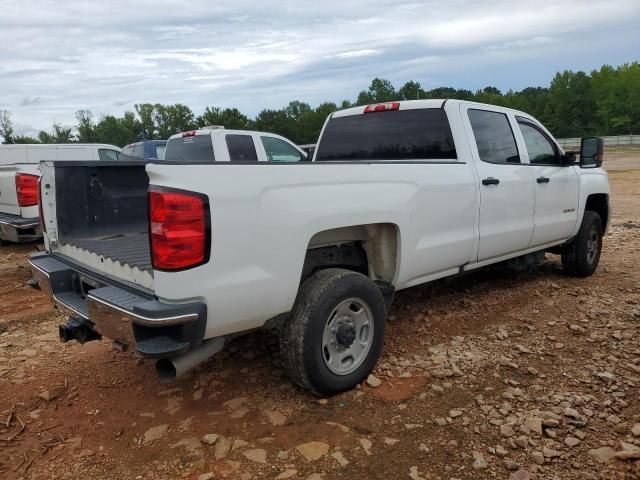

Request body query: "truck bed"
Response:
[41, 160, 154, 287]
[71, 233, 152, 272]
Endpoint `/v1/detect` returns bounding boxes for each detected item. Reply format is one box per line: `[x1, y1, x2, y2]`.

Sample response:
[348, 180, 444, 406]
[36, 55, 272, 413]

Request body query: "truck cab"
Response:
[164, 127, 306, 163]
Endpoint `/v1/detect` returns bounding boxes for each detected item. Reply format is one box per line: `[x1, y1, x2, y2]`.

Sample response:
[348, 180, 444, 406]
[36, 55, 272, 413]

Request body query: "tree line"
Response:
[1, 62, 638, 147]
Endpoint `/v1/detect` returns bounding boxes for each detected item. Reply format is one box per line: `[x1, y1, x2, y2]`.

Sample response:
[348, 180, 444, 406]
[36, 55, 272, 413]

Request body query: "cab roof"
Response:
[332, 99, 533, 120]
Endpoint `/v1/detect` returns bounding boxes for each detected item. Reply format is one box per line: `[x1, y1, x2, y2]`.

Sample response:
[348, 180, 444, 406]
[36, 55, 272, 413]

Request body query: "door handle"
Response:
[482, 177, 500, 186]
[536, 176, 550, 184]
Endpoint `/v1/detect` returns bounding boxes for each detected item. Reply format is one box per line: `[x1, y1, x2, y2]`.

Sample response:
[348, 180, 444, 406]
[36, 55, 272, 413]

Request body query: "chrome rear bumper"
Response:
[0, 212, 41, 242]
[29, 252, 206, 358]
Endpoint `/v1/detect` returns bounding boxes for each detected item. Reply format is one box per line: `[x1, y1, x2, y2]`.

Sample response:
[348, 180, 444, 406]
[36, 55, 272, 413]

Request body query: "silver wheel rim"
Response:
[321, 297, 374, 376]
[586, 226, 599, 264]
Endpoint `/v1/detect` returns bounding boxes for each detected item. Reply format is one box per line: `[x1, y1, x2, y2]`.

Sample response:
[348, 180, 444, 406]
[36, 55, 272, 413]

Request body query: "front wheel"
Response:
[562, 210, 603, 277]
[280, 268, 387, 397]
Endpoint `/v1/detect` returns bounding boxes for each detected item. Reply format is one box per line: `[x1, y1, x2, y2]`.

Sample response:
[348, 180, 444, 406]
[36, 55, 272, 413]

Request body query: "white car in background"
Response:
[0, 144, 121, 243]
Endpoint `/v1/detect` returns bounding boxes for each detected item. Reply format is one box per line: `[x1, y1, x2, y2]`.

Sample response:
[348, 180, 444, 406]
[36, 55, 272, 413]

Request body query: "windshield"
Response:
[315, 108, 457, 161]
[164, 135, 214, 162]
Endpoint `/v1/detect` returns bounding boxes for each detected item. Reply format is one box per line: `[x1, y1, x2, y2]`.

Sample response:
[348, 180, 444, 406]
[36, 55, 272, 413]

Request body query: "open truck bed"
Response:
[40, 160, 153, 288]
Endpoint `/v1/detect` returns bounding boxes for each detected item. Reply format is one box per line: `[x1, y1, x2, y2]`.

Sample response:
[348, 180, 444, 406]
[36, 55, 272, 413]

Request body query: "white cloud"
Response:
[335, 49, 381, 59]
[0, 0, 638, 133]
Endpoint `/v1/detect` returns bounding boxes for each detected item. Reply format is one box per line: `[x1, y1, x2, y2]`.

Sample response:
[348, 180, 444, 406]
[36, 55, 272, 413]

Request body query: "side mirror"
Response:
[580, 137, 603, 168]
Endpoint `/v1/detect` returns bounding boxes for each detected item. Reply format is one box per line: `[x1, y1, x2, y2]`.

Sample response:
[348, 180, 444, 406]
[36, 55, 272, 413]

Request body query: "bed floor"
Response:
[70, 233, 152, 272]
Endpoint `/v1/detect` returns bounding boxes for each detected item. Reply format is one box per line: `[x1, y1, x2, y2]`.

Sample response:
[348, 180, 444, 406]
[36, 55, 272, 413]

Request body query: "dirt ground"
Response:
[1, 152, 639, 480]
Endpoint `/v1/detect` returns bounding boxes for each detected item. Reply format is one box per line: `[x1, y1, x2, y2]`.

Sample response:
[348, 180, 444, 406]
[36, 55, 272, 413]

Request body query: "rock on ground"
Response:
[296, 442, 330, 461]
[142, 424, 168, 446]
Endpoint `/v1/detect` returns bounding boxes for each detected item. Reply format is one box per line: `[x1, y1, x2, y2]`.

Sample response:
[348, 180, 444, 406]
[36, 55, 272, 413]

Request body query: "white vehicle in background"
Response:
[0, 144, 122, 243]
[31, 100, 609, 396]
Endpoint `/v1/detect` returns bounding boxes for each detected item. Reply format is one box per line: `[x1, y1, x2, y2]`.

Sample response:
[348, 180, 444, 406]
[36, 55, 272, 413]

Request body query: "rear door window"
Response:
[98, 149, 121, 161]
[155, 144, 166, 160]
[226, 134, 258, 162]
[468, 109, 520, 164]
[261, 136, 304, 162]
[315, 108, 457, 161]
[134, 144, 145, 158]
[164, 135, 215, 163]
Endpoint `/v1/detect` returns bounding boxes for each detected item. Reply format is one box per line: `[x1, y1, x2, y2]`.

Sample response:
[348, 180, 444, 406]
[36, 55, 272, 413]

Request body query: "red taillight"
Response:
[149, 188, 209, 271]
[182, 130, 197, 137]
[15, 173, 39, 207]
[364, 102, 400, 113]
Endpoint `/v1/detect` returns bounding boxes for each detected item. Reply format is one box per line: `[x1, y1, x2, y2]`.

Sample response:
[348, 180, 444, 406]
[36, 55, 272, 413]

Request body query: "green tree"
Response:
[299, 102, 338, 144]
[20, 62, 640, 148]
[153, 104, 195, 139]
[76, 110, 98, 143]
[38, 123, 73, 143]
[254, 109, 291, 138]
[13, 135, 41, 144]
[92, 113, 141, 147]
[0, 109, 15, 143]
[135, 103, 157, 139]
[38, 130, 53, 143]
[547, 70, 596, 137]
[398, 81, 424, 100]
[197, 107, 252, 130]
[426, 87, 473, 100]
[356, 78, 398, 105]
[355, 89, 374, 106]
[368, 78, 397, 102]
[590, 63, 640, 134]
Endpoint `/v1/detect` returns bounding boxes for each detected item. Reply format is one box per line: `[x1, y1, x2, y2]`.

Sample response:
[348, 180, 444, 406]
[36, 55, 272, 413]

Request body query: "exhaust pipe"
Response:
[59, 318, 102, 344]
[156, 337, 226, 381]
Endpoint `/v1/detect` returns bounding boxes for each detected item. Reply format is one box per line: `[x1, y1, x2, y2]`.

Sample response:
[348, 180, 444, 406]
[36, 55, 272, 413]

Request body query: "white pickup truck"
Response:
[30, 100, 610, 396]
[0, 144, 121, 243]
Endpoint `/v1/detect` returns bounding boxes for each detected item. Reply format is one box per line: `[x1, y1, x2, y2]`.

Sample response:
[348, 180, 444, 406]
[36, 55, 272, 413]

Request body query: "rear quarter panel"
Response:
[146, 160, 478, 339]
[0, 165, 20, 215]
[0, 163, 40, 217]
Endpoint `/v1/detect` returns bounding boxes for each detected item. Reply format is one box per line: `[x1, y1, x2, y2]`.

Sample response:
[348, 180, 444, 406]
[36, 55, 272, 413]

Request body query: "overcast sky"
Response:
[1, 0, 639, 136]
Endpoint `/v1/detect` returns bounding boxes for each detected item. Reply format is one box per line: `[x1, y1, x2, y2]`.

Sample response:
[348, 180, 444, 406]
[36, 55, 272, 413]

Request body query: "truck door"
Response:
[461, 105, 536, 261]
[513, 117, 580, 246]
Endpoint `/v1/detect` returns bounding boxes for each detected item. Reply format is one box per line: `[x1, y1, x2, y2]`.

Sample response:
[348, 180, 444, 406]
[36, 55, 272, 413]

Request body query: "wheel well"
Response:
[585, 194, 609, 230]
[301, 224, 399, 284]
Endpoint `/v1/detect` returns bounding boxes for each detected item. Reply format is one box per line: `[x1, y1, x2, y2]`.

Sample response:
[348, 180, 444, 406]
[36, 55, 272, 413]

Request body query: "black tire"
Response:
[280, 268, 387, 397]
[562, 211, 603, 277]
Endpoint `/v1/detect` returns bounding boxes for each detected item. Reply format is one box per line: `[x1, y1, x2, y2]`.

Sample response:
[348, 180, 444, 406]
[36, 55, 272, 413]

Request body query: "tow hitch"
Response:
[59, 317, 102, 344]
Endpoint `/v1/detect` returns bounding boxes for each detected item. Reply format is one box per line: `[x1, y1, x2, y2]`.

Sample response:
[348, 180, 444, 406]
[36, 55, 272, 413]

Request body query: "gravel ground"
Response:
[0, 153, 638, 480]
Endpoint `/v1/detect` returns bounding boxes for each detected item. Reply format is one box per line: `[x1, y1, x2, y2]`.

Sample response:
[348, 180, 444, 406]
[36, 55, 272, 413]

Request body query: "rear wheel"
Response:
[562, 211, 603, 277]
[280, 268, 387, 397]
